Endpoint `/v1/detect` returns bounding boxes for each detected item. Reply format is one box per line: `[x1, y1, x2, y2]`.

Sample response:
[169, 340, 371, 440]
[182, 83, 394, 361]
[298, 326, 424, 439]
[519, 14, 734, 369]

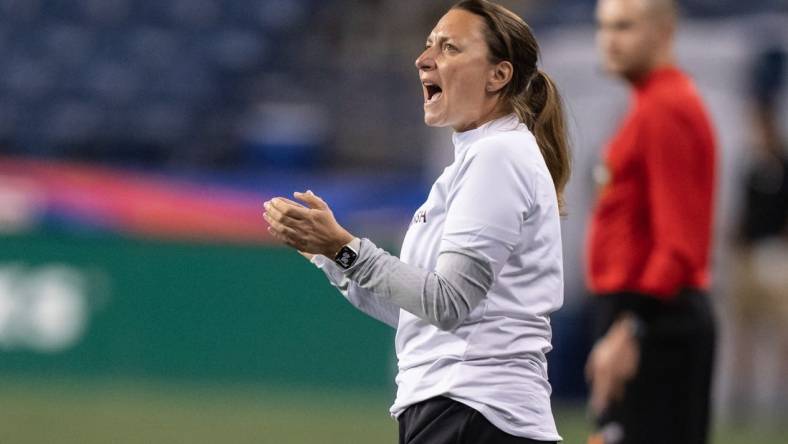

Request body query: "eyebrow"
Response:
[426, 35, 455, 46]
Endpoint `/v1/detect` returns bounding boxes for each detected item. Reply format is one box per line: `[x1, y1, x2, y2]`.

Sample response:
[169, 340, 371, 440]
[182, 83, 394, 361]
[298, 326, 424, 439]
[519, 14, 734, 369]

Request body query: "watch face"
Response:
[335, 246, 358, 269]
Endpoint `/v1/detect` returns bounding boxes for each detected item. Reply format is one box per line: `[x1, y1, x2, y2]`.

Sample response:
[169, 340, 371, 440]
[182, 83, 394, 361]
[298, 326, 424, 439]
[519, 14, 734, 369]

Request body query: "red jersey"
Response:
[586, 67, 716, 299]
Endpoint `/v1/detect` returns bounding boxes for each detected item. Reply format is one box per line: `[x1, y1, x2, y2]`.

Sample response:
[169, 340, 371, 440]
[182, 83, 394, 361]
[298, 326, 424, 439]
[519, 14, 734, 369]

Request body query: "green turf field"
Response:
[0, 378, 784, 444]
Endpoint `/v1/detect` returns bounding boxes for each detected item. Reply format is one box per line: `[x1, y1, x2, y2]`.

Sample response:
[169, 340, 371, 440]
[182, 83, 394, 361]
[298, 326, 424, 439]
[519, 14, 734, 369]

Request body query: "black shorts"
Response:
[590, 289, 717, 444]
[398, 396, 556, 444]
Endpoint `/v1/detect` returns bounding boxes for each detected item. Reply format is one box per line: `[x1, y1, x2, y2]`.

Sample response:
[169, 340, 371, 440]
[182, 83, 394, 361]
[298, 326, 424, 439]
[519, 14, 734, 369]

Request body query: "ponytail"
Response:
[515, 70, 571, 215]
[453, 0, 572, 215]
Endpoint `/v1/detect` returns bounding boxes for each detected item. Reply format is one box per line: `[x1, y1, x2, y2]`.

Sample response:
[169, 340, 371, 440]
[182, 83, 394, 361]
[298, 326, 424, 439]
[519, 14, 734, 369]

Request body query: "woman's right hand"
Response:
[263, 190, 354, 257]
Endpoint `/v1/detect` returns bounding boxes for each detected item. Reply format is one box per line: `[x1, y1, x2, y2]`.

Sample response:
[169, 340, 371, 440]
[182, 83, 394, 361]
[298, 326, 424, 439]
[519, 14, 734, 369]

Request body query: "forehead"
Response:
[429, 9, 487, 42]
[596, 0, 649, 21]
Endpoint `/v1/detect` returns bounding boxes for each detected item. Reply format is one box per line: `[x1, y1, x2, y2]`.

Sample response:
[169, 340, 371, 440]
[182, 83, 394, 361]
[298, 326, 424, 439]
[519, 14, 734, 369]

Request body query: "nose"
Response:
[415, 48, 436, 71]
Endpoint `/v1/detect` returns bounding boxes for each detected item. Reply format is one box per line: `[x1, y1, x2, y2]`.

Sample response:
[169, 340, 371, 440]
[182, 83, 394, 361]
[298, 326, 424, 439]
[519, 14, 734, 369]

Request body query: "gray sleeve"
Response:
[343, 238, 494, 331]
[312, 255, 401, 328]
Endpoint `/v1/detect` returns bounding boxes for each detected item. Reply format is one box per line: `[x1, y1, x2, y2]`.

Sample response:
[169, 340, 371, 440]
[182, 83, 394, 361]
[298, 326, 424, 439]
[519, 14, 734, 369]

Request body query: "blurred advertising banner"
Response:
[0, 232, 395, 389]
[0, 155, 425, 245]
[0, 156, 276, 243]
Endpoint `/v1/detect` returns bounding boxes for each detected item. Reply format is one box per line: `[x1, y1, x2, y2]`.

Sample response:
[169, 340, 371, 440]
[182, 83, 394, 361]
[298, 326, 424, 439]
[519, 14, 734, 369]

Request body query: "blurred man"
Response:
[585, 1, 717, 443]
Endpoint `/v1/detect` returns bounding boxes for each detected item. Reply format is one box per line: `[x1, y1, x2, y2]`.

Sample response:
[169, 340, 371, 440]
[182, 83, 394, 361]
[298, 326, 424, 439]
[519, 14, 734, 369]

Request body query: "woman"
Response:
[263, 1, 569, 442]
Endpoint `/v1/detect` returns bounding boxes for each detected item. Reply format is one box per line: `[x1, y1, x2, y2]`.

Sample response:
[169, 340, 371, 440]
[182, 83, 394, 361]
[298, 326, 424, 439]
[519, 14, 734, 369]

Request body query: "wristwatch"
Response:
[333, 237, 361, 269]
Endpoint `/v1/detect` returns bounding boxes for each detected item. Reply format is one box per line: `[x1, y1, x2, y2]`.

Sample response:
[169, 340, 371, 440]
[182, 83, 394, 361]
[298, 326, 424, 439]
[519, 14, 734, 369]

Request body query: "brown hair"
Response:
[453, 0, 571, 214]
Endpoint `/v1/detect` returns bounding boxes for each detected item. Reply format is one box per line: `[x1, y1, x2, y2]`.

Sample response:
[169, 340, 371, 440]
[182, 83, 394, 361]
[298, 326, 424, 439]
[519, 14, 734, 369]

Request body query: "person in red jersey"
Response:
[584, 1, 717, 443]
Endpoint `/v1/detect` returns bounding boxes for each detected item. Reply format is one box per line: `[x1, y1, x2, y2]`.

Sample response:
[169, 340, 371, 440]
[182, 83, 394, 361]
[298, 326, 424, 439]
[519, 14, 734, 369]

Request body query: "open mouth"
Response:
[423, 82, 443, 104]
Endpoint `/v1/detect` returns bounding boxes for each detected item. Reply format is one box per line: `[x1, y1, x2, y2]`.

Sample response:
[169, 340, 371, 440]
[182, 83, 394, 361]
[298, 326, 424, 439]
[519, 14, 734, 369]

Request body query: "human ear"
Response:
[487, 60, 514, 93]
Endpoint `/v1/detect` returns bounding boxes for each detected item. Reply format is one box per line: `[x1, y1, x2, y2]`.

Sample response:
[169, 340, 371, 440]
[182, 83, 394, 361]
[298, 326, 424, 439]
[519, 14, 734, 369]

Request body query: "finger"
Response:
[264, 212, 301, 241]
[590, 377, 611, 416]
[589, 383, 603, 416]
[277, 197, 308, 209]
[265, 201, 302, 226]
[294, 190, 328, 210]
[267, 198, 309, 220]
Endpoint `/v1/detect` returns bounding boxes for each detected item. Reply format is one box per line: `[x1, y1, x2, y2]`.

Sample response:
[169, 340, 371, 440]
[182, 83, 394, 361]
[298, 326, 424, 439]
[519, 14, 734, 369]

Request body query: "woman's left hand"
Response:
[263, 190, 354, 258]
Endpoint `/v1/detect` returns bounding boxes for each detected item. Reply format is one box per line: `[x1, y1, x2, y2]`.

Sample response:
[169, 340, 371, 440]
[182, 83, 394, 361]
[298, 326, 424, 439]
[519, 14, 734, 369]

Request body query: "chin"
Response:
[605, 60, 641, 79]
[423, 113, 446, 127]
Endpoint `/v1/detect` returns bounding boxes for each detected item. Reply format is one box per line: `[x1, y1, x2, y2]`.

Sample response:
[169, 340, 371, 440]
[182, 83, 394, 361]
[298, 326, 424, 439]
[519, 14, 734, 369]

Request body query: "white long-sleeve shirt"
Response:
[313, 114, 563, 441]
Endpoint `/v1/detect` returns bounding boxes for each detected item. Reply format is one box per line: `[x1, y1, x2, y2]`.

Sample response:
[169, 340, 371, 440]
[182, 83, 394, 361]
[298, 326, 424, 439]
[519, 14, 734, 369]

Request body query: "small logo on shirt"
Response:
[412, 209, 427, 225]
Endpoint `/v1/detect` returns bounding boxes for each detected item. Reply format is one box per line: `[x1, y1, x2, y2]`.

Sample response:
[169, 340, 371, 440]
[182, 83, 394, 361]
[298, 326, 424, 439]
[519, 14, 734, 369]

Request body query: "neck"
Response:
[453, 100, 512, 133]
[626, 46, 675, 85]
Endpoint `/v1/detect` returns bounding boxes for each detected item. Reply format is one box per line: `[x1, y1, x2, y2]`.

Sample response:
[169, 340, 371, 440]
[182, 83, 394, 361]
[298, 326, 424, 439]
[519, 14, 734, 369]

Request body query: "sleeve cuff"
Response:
[311, 254, 330, 268]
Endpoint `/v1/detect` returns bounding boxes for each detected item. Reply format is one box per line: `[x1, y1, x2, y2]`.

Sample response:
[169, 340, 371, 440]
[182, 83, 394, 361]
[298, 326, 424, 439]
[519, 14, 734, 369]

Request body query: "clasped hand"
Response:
[263, 190, 354, 258]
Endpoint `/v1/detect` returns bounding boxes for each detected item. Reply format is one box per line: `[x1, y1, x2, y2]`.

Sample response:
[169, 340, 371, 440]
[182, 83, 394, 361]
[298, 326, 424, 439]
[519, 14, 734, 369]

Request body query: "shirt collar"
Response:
[634, 65, 683, 96]
[451, 113, 522, 158]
